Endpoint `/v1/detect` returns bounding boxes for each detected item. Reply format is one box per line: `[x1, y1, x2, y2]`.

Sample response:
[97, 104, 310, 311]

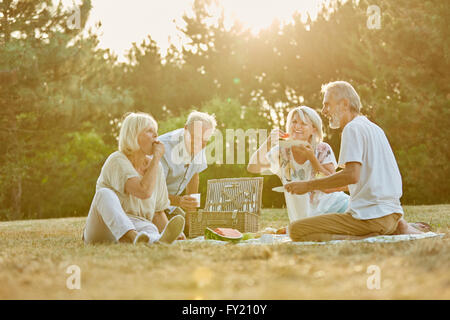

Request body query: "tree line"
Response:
[1, 0, 448, 220]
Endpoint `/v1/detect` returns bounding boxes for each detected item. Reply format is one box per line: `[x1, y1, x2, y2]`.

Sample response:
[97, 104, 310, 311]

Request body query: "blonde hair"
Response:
[185, 111, 217, 132]
[286, 106, 323, 150]
[321, 81, 361, 113]
[118, 112, 158, 155]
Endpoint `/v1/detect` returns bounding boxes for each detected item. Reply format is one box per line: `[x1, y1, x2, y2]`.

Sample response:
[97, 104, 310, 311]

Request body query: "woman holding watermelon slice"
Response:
[248, 106, 350, 223]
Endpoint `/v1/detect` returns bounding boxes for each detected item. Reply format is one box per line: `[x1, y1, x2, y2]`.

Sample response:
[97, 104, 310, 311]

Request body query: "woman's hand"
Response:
[268, 128, 287, 145]
[292, 144, 315, 161]
[152, 141, 165, 160]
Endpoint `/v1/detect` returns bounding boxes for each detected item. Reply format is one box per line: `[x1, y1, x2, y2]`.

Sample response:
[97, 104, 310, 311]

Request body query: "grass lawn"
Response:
[0, 205, 449, 300]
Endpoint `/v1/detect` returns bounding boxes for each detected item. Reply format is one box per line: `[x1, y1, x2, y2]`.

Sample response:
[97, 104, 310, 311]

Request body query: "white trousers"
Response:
[83, 188, 161, 244]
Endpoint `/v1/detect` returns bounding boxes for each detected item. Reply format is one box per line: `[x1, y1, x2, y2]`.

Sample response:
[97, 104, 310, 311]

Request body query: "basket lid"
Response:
[203, 177, 263, 214]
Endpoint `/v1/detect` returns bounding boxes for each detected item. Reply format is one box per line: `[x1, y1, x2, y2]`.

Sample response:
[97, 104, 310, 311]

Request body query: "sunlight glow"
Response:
[223, 0, 323, 35]
[78, 0, 326, 62]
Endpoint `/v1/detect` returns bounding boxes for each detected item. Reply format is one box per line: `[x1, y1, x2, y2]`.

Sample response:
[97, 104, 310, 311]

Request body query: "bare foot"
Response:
[393, 219, 423, 235]
[409, 222, 431, 232]
[276, 227, 287, 234]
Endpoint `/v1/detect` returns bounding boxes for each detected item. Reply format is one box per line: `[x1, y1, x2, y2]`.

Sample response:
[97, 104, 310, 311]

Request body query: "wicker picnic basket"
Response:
[185, 177, 264, 238]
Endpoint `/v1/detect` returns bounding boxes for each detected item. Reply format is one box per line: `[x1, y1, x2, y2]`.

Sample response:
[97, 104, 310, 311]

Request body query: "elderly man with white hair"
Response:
[285, 81, 425, 241]
[158, 111, 216, 236]
[83, 112, 185, 245]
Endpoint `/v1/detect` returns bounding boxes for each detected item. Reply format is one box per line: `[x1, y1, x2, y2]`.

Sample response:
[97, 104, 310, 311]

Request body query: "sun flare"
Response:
[79, 0, 325, 61]
[222, 0, 323, 35]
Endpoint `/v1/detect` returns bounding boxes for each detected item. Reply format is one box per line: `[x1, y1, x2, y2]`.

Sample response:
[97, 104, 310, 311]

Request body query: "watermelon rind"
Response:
[204, 227, 243, 243]
[242, 232, 256, 241]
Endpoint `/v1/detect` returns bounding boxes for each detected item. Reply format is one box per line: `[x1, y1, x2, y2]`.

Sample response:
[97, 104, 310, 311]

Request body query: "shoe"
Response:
[133, 231, 150, 245]
[158, 215, 185, 244]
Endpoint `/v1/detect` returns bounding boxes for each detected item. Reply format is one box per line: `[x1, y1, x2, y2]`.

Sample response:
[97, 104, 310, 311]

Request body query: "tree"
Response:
[157, 0, 450, 204]
[0, 0, 133, 219]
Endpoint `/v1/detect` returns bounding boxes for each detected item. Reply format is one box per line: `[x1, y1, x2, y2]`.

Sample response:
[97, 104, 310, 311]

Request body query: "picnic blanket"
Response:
[181, 232, 444, 246]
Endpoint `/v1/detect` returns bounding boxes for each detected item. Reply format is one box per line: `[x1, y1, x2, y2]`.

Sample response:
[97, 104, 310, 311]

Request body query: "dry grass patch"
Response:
[0, 205, 449, 299]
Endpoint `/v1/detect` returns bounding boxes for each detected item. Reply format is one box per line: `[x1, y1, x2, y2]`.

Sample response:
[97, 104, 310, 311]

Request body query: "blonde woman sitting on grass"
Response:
[248, 106, 350, 224]
[83, 112, 185, 245]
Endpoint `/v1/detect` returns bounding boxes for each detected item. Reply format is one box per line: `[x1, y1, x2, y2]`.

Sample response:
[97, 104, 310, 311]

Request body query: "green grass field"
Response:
[0, 205, 449, 299]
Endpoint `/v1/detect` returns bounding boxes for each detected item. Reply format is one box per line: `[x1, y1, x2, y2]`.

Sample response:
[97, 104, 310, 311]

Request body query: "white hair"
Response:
[286, 106, 323, 150]
[185, 111, 217, 132]
[321, 81, 362, 113]
[118, 112, 158, 155]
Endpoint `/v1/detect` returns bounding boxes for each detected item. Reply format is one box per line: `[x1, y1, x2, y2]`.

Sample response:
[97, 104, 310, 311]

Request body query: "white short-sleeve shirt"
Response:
[267, 142, 348, 221]
[96, 151, 170, 221]
[338, 116, 404, 220]
[158, 128, 208, 196]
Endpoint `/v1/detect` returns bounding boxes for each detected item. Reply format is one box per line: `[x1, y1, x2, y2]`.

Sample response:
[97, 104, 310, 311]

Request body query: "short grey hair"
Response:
[321, 81, 362, 113]
[185, 111, 217, 132]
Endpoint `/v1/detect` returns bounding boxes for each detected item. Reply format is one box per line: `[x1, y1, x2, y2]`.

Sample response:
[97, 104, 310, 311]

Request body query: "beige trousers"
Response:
[289, 212, 402, 242]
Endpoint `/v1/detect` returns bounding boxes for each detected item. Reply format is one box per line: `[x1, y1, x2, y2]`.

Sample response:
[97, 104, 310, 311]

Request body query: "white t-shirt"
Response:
[159, 128, 208, 213]
[159, 128, 208, 196]
[267, 142, 349, 222]
[96, 151, 170, 221]
[338, 116, 404, 220]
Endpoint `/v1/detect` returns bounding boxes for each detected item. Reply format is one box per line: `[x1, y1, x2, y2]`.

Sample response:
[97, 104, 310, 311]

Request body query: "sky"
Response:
[59, 0, 327, 62]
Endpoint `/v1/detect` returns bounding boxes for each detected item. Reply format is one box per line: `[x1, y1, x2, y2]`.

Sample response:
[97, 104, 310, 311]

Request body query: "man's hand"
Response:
[284, 181, 311, 195]
[321, 188, 337, 194]
[179, 195, 198, 212]
[321, 186, 349, 194]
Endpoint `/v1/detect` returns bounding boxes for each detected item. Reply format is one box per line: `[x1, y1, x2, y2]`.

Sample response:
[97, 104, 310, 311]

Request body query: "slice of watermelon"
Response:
[213, 228, 242, 237]
[205, 227, 243, 243]
[280, 133, 290, 139]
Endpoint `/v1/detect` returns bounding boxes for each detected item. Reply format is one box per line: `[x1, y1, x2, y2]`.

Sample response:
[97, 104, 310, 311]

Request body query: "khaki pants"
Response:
[289, 212, 402, 242]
